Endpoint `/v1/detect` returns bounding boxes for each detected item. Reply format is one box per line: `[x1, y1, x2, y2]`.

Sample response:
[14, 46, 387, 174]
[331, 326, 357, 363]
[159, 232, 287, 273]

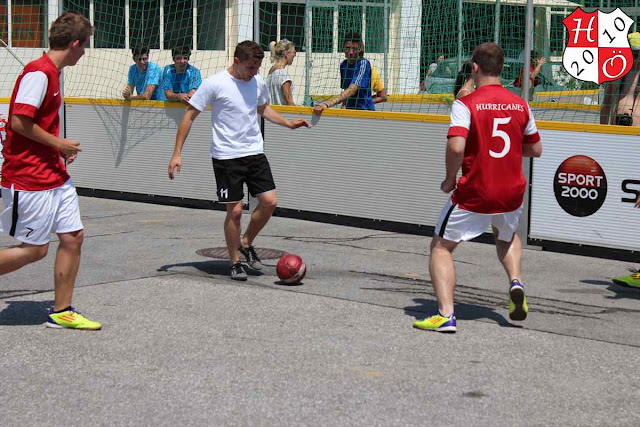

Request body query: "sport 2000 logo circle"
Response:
[553, 155, 607, 217]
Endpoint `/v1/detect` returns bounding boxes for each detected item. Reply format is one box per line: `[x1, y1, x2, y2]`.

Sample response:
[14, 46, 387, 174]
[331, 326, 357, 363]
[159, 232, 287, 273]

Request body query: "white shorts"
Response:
[0, 179, 84, 245]
[434, 198, 523, 243]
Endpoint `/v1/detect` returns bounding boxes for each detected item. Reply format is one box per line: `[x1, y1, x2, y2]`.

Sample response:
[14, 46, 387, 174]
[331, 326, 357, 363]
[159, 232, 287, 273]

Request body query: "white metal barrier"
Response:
[1, 99, 638, 255]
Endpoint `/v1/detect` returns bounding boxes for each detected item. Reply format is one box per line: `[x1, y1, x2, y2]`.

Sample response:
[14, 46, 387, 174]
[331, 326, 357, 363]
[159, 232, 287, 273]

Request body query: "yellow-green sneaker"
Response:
[612, 272, 640, 288]
[413, 312, 457, 333]
[46, 307, 102, 330]
[509, 280, 528, 321]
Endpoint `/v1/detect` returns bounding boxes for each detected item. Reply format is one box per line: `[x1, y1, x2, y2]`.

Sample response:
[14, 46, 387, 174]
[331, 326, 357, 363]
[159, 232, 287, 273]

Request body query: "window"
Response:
[338, 5, 362, 49]
[259, 1, 306, 51]
[11, 0, 46, 48]
[312, 7, 332, 54]
[259, 1, 278, 50]
[165, 0, 192, 49]
[130, 0, 160, 49]
[364, 5, 385, 53]
[197, 0, 225, 50]
[338, 2, 387, 54]
[550, 11, 567, 57]
[63, 0, 90, 19]
[62, 0, 91, 46]
[497, 5, 525, 61]
[61, 0, 224, 50]
[262, 0, 387, 54]
[280, 3, 305, 49]
[0, 1, 8, 43]
[94, 0, 126, 48]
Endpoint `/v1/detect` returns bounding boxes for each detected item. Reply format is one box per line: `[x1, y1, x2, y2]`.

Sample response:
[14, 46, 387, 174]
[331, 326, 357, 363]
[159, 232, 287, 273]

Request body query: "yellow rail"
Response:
[2, 97, 638, 135]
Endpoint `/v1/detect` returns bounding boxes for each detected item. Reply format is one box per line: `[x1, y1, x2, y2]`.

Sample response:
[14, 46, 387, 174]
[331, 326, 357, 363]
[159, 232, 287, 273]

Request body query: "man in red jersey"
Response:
[0, 11, 101, 330]
[413, 42, 542, 333]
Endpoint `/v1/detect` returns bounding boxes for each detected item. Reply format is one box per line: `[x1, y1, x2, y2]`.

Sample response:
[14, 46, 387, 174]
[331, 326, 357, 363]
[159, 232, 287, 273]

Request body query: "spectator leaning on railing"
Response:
[313, 32, 374, 114]
[163, 47, 202, 105]
[122, 46, 166, 101]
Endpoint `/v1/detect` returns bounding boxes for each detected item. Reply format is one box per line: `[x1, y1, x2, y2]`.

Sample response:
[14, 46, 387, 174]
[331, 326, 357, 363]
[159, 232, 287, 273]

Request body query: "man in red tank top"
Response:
[413, 42, 543, 333]
[0, 11, 101, 330]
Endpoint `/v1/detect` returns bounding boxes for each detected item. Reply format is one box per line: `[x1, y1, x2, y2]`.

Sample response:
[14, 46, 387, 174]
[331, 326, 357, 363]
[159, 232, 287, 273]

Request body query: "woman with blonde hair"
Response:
[266, 39, 296, 105]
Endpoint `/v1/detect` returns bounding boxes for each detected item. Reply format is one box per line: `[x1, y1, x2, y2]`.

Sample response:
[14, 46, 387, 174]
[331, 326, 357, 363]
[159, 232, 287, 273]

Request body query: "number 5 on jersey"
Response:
[490, 117, 511, 159]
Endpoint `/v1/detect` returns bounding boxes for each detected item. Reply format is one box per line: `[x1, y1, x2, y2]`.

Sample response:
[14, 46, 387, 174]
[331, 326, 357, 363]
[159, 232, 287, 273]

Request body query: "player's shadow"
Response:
[405, 298, 521, 328]
[580, 279, 640, 300]
[157, 260, 264, 277]
[0, 300, 54, 326]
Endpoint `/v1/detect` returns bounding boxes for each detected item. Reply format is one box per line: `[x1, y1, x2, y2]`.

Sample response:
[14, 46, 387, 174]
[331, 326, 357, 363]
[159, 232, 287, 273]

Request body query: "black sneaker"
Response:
[230, 262, 247, 281]
[238, 245, 263, 270]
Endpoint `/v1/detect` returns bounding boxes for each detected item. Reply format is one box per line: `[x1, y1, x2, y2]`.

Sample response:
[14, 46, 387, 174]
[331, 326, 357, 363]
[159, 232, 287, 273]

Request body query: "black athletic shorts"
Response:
[211, 154, 276, 203]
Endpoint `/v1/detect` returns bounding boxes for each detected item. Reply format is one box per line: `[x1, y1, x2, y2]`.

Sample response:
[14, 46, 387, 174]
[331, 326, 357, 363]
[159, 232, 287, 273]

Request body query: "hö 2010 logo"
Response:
[563, 8, 634, 84]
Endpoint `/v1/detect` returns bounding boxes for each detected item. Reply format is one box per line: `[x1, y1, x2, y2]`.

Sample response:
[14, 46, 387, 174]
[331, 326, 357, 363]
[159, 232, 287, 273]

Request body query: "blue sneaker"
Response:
[413, 312, 457, 333]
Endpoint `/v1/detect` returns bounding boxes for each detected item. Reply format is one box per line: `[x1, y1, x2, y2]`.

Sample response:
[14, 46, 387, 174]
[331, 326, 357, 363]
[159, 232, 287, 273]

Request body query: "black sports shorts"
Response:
[211, 154, 276, 203]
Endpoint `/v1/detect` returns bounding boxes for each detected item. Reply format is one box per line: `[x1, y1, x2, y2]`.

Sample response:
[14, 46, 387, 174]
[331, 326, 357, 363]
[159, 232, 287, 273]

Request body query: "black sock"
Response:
[53, 306, 72, 313]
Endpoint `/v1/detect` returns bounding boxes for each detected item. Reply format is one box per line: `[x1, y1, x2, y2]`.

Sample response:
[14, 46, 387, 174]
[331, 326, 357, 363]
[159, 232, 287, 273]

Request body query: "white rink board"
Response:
[58, 101, 638, 253]
[64, 102, 452, 228]
[530, 130, 640, 251]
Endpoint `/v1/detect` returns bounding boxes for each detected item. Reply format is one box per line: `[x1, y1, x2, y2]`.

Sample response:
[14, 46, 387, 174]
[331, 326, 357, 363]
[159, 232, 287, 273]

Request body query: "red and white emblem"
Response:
[562, 8, 634, 84]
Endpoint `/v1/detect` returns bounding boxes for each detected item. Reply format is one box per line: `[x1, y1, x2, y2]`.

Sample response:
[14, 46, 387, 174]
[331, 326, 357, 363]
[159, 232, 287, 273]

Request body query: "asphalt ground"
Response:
[1, 196, 639, 426]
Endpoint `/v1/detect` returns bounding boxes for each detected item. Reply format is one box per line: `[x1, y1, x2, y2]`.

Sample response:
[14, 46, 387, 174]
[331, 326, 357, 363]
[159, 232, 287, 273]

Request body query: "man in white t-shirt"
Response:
[168, 41, 310, 281]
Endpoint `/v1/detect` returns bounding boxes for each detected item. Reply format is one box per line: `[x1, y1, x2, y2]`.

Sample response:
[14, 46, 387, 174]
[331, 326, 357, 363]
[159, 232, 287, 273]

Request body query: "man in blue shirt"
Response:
[163, 47, 202, 105]
[122, 46, 165, 101]
[313, 32, 374, 113]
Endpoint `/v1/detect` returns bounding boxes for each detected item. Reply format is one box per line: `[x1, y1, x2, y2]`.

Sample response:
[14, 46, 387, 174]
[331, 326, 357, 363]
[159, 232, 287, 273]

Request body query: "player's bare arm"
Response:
[11, 114, 81, 158]
[313, 83, 359, 115]
[184, 88, 197, 103]
[169, 106, 200, 179]
[281, 81, 295, 106]
[258, 104, 310, 129]
[441, 136, 466, 193]
[128, 84, 157, 101]
[456, 79, 475, 99]
[523, 141, 543, 158]
[122, 84, 134, 99]
[165, 89, 190, 104]
[531, 57, 546, 81]
[373, 87, 387, 104]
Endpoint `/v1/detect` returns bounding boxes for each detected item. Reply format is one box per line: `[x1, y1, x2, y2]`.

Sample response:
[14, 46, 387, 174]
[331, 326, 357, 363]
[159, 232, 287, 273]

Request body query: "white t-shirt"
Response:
[189, 70, 270, 160]
[265, 68, 293, 105]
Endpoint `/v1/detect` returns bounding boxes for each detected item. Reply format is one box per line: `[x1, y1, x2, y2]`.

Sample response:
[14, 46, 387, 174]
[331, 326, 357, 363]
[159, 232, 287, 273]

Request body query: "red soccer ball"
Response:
[276, 254, 306, 285]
